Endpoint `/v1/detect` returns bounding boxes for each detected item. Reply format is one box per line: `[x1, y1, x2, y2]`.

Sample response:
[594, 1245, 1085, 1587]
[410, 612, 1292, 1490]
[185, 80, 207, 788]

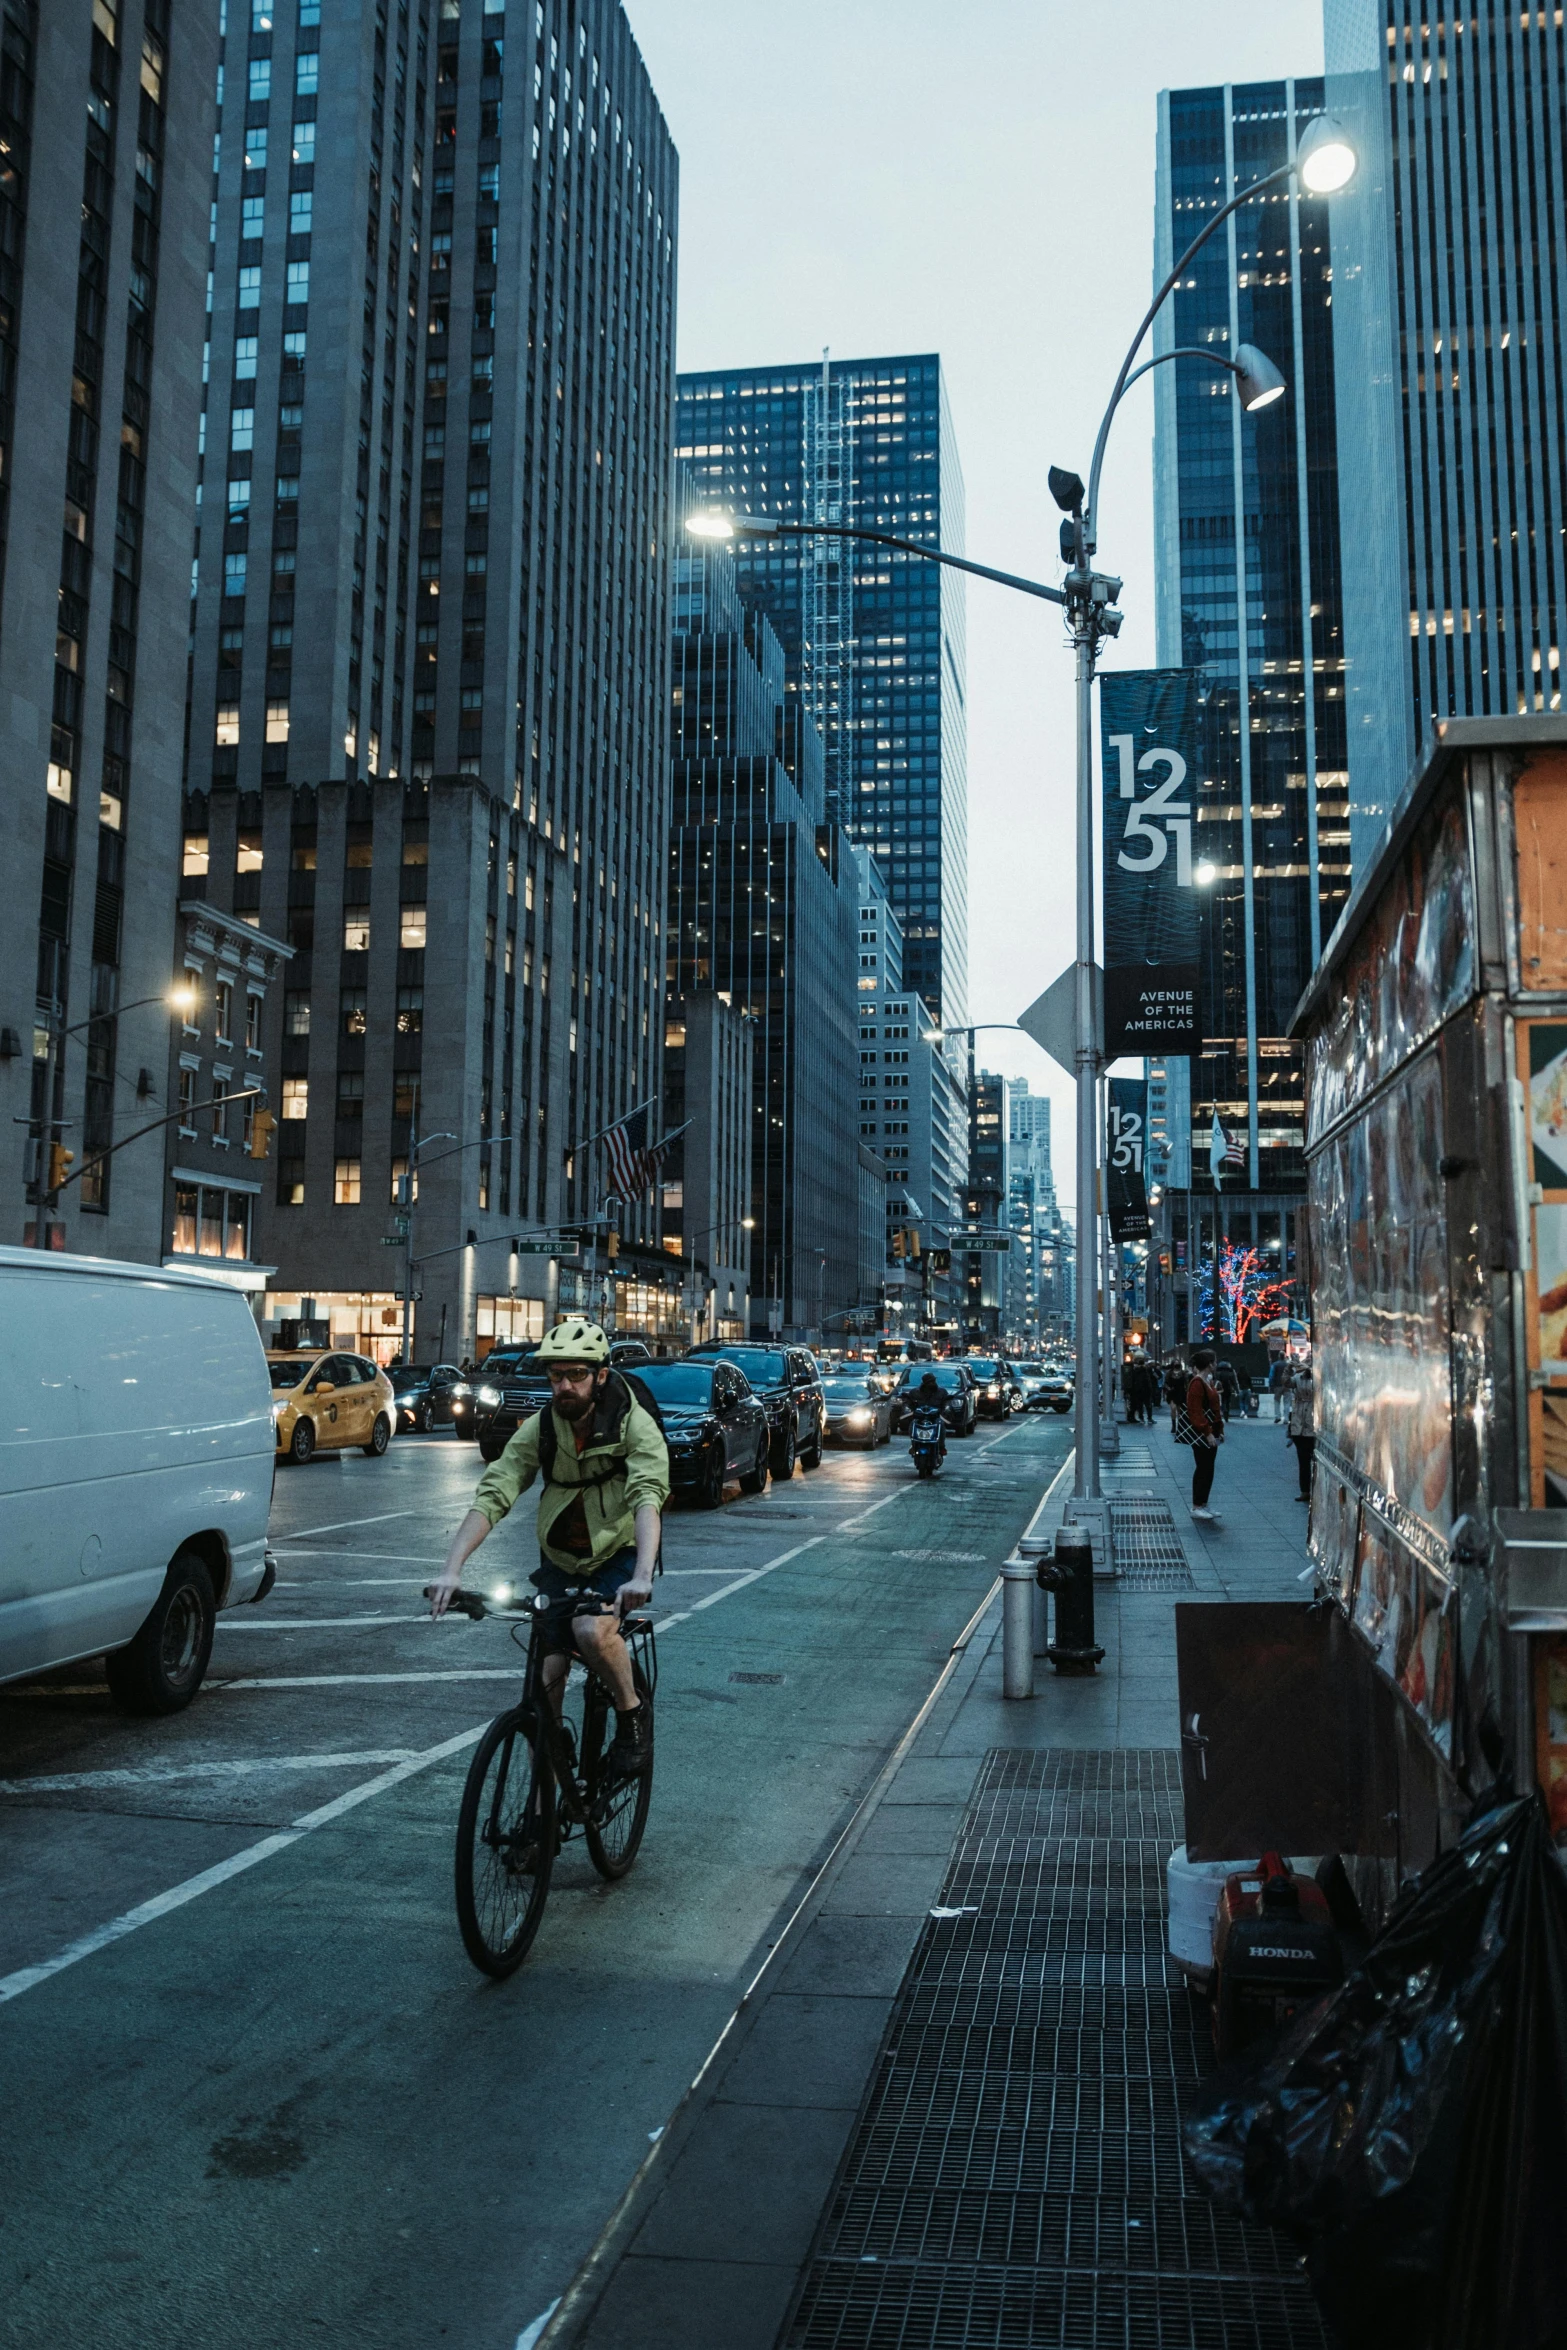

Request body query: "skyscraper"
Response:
[0, 1, 217, 1256]
[186, 0, 678, 1358]
[675, 354, 968, 1022]
[1325, 0, 1567, 865]
[664, 543, 861, 1337]
[1151, 76, 1349, 1335]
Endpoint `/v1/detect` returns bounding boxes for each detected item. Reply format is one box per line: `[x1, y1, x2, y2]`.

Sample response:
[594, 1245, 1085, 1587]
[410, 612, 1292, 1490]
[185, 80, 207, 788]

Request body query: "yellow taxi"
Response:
[266, 1349, 397, 1465]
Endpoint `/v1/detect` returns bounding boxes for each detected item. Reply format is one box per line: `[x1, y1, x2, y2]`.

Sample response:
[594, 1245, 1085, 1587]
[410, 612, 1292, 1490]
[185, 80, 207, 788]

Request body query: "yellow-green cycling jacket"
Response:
[471, 1372, 669, 1570]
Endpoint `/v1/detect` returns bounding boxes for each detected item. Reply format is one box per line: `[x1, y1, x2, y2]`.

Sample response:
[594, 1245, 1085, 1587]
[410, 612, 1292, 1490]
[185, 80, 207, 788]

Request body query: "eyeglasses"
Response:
[546, 1364, 595, 1384]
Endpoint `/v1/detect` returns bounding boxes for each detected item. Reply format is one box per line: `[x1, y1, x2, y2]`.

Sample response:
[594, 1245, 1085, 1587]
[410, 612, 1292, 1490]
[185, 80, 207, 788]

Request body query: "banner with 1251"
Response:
[1100, 667, 1201, 1058]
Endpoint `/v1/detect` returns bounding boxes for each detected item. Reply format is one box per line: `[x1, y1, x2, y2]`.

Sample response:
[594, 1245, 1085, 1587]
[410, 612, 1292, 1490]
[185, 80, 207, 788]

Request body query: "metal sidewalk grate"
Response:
[1109, 1499, 1195, 1590]
[781, 1748, 1328, 2350]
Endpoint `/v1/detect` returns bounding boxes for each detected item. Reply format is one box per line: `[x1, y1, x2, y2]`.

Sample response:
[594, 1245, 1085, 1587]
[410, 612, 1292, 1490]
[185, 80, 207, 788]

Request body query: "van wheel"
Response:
[289, 1417, 316, 1464]
[106, 1550, 216, 1716]
[363, 1413, 391, 1457]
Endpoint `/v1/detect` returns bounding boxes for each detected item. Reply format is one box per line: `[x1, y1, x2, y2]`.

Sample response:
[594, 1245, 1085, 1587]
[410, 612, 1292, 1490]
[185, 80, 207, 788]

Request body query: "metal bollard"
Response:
[1038, 1524, 1106, 1675]
[1001, 1559, 1036, 1699]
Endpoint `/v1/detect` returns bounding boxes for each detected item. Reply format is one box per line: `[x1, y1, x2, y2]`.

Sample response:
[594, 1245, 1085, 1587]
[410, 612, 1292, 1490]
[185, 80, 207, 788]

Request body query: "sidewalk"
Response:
[541, 1410, 1323, 2350]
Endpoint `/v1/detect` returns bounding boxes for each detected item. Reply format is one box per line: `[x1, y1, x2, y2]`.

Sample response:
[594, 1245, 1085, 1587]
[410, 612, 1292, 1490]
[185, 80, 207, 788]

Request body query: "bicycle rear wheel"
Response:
[455, 1710, 556, 1977]
[581, 1661, 653, 1880]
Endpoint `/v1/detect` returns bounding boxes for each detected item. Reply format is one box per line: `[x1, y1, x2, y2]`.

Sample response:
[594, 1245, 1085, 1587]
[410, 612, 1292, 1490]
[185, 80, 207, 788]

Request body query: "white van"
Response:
[0, 1246, 276, 1712]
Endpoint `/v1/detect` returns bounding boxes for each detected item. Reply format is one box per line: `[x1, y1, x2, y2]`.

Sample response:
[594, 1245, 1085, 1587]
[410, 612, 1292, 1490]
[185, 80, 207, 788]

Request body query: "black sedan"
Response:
[819, 1372, 893, 1448]
[633, 1358, 770, 1508]
[966, 1357, 1022, 1419]
[387, 1362, 464, 1433]
[889, 1363, 978, 1437]
[686, 1343, 825, 1477]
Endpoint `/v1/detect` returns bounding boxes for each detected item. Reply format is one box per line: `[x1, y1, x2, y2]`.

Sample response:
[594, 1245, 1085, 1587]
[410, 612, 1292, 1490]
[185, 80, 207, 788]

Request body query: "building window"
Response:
[281, 1075, 308, 1119]
[343, 914, 371, 952]
[340, 987, 367, 1036]
[295, 51, 318, 96]
[393, 1074, 418, 1118]
[224, 553, 247, 597]
[390, 1157, 418, 1205]
[334, 1158, 361, 1205]
[178, 1067, 197, 1131]
[336, 1072, 364, 1121]
[289, 189, 313, 234]
[235, 335, 258, 378]
[183, 833, 209, 875]
[266, 702, 290, 742]
[284, 990, 310, 1036]
[236, 831, 263, 872]
[248, 56, 271, 101]
[292, 118, 315, 164]
[399, 908, 427, 949]
[278, 1158, 304, 1206]
[286, 259, 310, 304]
[215, 704, 240, 746]
[173, 1184, 197, 1254]
[395, 986, 423, 1034]
[214, 982, 232, 1042]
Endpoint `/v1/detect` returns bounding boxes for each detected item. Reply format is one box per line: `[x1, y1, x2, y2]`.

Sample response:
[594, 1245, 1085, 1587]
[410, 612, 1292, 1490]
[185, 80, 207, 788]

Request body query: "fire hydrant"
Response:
[1037, 1524, 1105, 1675]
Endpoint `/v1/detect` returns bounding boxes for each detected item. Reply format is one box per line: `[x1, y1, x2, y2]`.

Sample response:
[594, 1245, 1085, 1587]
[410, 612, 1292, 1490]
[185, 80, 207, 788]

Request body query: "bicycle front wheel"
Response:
[455, 1710, 556, 1977]
[581, 1662, 653, 1880]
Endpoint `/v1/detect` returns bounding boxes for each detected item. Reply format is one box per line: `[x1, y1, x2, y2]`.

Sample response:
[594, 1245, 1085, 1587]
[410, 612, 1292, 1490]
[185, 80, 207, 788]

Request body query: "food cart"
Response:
[1291, 715, 1567, 1887]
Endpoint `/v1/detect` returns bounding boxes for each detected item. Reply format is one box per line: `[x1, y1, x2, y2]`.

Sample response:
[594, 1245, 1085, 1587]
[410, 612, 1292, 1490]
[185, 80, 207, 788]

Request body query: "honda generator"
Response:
[1211, 1852, 1342, 2060]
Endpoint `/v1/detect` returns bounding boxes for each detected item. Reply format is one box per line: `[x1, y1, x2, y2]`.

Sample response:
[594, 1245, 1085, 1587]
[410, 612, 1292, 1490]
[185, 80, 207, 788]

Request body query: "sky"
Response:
[623, 0, 1326, 1208]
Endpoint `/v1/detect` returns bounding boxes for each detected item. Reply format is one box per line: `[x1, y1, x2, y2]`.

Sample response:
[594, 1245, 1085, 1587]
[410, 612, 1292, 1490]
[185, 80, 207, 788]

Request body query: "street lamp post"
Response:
[681, 1213, 755, 1345]
[682, 107, 1360, 1516]
[28, 979, 199, 1244]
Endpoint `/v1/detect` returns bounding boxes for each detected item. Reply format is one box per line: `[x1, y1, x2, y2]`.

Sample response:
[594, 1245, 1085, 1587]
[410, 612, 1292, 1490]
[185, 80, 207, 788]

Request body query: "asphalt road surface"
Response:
[0, 1410, 1068, 2350]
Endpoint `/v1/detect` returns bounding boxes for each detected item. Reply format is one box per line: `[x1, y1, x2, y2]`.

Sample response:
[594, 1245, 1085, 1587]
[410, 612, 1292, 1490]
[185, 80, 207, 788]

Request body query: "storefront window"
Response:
[476, 1296, 546, 1346]
[225, 1193, 250, 1259]
[199, 1192, 224, 1256]
[173, 1185, 197, 1255]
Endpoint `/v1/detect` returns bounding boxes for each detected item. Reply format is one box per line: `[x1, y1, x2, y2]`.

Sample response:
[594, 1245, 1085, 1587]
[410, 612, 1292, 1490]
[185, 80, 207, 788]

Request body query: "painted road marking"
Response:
[0, 1438, 1062, 2000]
[0, 1726, 485, 2006]
[0, 1752, 425, 1794]
[271, 1511, 415, 1542]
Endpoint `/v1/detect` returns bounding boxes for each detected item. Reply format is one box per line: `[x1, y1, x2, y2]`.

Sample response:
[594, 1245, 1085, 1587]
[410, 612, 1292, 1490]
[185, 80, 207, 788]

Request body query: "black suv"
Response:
[472, 1338, 653, 1463]
[387, 1361, 463, 1433]
[686, 1343, 825, 1477]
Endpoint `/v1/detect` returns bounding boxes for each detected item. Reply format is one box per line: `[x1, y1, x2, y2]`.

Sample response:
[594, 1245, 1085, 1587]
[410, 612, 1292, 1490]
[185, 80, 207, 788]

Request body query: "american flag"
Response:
[1209, 1112, 1247, 1184]
[602, 1102, 686, 1200]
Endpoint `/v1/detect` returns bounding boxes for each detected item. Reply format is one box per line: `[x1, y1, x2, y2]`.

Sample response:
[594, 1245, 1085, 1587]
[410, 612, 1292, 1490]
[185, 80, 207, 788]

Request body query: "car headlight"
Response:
[451, 1381, 471, 1398]
[847, 1409, 871, 1426]
[476, 1385, 502, 1408]
[271, 1400, 287, 1423]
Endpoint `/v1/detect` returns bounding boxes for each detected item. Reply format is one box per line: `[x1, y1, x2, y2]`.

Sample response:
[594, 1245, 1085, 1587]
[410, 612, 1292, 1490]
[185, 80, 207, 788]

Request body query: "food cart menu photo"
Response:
[1523, 1021, 1567, 1505]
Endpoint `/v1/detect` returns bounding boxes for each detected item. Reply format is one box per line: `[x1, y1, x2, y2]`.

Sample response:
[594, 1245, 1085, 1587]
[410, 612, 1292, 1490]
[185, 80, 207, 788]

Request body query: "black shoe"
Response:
[607, 1702, 652, 1779]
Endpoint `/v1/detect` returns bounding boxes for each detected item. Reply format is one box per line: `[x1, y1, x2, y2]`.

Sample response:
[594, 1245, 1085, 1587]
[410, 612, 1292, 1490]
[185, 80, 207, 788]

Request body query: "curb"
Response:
[533, 1573, 1004, 2350]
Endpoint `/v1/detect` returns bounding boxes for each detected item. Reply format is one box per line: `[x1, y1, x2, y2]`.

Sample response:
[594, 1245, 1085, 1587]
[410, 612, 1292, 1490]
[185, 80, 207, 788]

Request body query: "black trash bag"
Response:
[1181, 1789, 1567, 2350]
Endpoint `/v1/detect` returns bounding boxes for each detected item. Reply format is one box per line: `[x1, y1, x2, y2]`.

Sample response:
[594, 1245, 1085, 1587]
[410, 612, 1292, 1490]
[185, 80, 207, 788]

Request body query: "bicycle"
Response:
[436, 1585, 657, 1978]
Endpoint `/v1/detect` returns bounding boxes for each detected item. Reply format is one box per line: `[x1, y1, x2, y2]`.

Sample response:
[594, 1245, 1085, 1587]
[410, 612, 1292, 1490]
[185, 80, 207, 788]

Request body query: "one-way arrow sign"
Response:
[1017, 965, 1104, 1079]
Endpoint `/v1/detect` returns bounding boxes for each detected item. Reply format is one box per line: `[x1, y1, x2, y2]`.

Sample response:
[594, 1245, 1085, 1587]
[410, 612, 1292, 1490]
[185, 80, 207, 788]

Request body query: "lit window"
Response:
[46, 761, 73, 803]
[183, 833, 209, 876]
[340, 988, 366, 1036]
[281, 1076, 309, 1120]
[227, 477, 251, 514]
[400, 908, 427, 949]
[243, 125, 268, 170]
[390, 1157, 418, 1204]
[343, 914, 371, 952]
[236, 831, 263, 872]
[215, 704, 240, 745]
[334, 1159, 362, 1205]
[292, 118, 315, 164]
[266, 702, 290, 742]
[396, 987, 423, 1033]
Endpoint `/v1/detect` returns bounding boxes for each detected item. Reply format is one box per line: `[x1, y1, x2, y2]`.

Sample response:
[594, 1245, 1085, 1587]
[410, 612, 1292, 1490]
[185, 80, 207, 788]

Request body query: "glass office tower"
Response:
[675, 354, 968, 1024]
[1325, 0, 1567, 866]
[187, 0, 678, 1358]
[1151, 77, 1350, 1337]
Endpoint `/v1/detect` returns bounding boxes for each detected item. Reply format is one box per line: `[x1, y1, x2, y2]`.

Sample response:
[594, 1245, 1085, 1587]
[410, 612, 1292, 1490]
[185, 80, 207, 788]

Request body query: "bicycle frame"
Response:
[507, 1591, 657, 1830]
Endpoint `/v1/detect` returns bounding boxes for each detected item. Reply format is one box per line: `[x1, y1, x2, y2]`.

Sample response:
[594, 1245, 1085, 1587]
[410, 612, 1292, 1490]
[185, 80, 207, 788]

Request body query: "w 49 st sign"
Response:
[1100, 669, 1201, 1057]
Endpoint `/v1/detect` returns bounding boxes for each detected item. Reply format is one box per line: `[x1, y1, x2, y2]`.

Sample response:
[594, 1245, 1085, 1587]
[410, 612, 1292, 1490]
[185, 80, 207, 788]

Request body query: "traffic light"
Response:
[908, 1230, 921, 1260]
[890, 1229, 906, 1260]
[607, 1231, 619, 1259]
[47, 1143, 74, 1191]
[250, 1107, 276, 1161]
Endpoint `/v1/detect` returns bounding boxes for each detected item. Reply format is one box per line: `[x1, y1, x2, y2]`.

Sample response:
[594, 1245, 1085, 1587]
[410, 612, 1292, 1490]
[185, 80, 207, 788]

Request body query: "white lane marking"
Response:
[0, 1725, 484, 2006]
[0, 1752, 423, 1794]
[0, 1438, 1067, 1993]
[219, 1672, 527, 1689]
[269, 1551, 448, 1566]
[271, 1511, 415, 1542]
[216, 1615, 444, 1631]
[515, 2306, 560, 2350]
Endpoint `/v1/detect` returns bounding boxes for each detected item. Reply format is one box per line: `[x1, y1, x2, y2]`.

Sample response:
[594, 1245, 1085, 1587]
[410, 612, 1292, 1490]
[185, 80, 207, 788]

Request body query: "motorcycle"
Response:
[909, 1405, 947, 1478]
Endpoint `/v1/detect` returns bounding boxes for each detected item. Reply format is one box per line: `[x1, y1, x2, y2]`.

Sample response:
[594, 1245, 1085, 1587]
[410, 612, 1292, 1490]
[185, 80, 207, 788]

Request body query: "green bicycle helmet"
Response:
[536, 1318, 610, 1366]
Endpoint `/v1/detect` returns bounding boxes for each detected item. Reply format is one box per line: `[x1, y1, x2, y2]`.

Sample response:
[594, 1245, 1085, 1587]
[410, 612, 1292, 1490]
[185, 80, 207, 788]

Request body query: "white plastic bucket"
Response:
[1166, 1844, 1250, 1979]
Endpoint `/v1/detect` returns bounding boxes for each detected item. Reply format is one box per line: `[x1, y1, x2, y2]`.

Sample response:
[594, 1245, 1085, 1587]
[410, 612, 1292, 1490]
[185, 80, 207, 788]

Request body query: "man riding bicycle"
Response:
[430, 1319, 668, 1778]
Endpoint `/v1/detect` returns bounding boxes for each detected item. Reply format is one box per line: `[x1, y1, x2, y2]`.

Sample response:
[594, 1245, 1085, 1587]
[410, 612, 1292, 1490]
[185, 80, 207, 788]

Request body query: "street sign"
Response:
[380, 1234, 405, 1247]
[392, 1290, 423, 1302]
[1018, 964, 1104, 1079]
[952, 1230, 1013, 1251]
[515, 1239, 578, 1257]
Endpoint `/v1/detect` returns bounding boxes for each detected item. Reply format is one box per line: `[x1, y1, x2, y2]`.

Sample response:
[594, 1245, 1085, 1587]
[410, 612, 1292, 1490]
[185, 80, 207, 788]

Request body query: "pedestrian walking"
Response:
[1287, 1359, 1316, 1503]
[1163, 1357, 1187, 1435]
[1214, 1356, 1239, 1422]
[1181, 1348, 1225, 1523]
[1269, 1354, 1290, 1421]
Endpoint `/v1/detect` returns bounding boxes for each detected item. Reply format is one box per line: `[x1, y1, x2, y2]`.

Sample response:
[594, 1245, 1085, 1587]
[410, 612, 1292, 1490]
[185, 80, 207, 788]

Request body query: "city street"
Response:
[0, 1412, 1067, 2350]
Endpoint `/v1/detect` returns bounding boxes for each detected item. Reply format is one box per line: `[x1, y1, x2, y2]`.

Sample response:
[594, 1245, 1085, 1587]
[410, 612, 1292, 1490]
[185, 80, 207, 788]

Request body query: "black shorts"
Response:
[529, 1548, 638, 1655]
